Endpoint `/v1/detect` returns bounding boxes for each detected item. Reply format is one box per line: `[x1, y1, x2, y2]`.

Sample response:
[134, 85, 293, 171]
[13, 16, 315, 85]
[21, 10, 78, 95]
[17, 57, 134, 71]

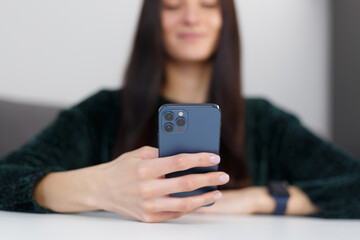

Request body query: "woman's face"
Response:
[161, 0, 222, 63]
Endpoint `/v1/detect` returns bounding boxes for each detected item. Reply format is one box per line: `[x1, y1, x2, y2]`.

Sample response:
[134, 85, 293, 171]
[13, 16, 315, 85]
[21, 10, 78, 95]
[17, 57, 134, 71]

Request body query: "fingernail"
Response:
[219, 174, 229, 183]
[209, 155, 220, 164]
[213, 192, 222, 201]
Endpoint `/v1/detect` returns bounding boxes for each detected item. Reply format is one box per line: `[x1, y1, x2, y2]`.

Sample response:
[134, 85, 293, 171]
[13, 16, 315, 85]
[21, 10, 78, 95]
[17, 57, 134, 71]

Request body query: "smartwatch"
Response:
[267, 181, 290, 215]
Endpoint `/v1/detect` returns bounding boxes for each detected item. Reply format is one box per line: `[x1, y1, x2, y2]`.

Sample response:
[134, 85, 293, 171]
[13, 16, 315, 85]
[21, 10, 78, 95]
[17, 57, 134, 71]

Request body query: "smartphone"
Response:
[158, 103, 221, 206]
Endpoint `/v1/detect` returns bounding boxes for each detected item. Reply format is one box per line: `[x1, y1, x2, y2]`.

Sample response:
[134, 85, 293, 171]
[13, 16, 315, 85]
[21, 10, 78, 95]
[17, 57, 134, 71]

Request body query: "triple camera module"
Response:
[163, 111, 187, 133]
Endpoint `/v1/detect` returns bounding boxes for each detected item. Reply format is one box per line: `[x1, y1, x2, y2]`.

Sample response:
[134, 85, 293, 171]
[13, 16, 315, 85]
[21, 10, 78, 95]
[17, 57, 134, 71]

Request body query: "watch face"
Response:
[268, 181, 289, 196]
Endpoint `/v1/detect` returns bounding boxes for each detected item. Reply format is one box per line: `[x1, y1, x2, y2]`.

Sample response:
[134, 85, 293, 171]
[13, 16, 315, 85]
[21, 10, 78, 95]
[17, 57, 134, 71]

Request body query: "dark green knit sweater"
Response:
[1, 89, 359, 218]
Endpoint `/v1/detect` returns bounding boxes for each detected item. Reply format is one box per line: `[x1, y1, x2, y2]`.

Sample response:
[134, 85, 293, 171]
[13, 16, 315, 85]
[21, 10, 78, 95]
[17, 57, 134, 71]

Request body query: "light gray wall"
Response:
[237, 0, 331, 140]
[0, 0, 331, 139]
[331, 0, 360, 158]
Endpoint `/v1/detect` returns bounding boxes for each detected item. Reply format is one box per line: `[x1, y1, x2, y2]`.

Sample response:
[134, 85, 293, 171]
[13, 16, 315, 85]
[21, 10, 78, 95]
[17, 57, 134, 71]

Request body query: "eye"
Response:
[201, 0, 219, 8]
[162, 0, 182, 10]
[163, 4, 181, 10]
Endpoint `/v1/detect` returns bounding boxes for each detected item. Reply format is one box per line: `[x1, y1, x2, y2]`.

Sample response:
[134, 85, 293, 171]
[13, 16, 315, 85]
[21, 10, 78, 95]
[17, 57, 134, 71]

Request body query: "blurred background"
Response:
[0, 0, 359, 158]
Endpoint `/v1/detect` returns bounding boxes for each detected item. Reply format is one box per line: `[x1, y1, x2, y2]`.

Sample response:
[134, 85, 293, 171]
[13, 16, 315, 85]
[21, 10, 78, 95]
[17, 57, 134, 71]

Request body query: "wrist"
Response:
[252, 187, 276, 214]
[69, 164, 105, 212]
[33, 164, 104, 213]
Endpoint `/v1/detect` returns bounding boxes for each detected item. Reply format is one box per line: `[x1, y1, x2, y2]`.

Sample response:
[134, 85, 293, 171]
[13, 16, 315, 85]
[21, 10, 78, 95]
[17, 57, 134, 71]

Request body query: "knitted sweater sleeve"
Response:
[0, 90, 110, 213]
[264, 99, 360, 219]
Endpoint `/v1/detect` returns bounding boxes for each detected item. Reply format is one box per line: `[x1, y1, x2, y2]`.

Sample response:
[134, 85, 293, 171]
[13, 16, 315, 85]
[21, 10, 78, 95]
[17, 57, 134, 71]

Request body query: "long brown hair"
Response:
[112, 0, 251, 189]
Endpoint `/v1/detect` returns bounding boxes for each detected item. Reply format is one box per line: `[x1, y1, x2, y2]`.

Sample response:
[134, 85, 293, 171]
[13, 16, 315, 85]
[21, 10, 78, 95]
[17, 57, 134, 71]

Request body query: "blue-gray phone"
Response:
[158, 103, 221, 206]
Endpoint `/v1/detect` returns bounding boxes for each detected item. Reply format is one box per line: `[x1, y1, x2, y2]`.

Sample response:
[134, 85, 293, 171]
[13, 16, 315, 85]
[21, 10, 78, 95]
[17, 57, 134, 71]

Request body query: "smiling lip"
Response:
[178, 33, 203, 41]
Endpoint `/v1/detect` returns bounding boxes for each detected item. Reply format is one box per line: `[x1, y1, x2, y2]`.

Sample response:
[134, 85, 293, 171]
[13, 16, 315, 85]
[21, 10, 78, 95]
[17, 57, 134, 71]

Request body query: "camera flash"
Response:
[178, 111, 183, 117]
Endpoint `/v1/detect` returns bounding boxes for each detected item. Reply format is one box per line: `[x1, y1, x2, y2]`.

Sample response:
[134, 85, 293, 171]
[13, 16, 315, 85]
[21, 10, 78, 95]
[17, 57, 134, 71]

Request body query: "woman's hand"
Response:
[193, 186, 319, 216]
[93, 146, 229, 222]
[34, 146, 229, 222]
[193, 187, 274, 215]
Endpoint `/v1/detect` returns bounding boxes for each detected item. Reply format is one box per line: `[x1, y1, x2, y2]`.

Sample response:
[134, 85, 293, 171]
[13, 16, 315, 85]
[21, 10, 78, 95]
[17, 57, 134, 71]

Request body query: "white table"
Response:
[1, 210, 359, 240]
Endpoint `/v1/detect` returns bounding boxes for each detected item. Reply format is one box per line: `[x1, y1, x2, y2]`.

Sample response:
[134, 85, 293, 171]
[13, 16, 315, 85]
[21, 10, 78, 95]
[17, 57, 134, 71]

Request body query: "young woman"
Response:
[1, 0, 359, 223]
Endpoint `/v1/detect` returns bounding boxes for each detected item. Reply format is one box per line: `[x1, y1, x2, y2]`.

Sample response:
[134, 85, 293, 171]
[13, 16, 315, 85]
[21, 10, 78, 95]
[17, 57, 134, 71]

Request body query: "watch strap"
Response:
[271, 194, 289, 215]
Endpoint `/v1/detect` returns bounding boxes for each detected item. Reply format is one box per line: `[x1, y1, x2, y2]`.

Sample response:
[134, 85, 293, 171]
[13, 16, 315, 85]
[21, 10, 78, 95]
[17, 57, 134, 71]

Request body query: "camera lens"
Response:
[176, 117, 186, 127]
[164, 123, 174, 133]
[164, 112, 174, 121]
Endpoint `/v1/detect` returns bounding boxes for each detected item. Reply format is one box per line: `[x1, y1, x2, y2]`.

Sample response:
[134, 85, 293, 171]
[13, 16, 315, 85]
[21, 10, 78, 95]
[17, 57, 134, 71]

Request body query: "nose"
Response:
[183, 5, 200, 25]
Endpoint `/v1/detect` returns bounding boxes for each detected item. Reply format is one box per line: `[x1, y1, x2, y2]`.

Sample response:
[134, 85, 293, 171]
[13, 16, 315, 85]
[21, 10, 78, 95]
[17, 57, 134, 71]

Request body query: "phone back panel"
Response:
[158, 103, 221, 200]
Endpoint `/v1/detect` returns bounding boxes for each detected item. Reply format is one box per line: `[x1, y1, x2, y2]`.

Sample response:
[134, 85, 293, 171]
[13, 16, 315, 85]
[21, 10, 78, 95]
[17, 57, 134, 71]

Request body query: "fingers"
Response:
[160, 172, 229, 197]
[140, 190, 222, 213]
[138, 171, 229, 199]
[138, 152, 220, 179]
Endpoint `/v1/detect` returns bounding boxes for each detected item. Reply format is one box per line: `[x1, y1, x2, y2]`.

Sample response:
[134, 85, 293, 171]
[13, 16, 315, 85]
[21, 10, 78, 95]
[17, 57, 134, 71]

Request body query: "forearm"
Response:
[255, 186, 319, 216]
[33, 164, 104, 213]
